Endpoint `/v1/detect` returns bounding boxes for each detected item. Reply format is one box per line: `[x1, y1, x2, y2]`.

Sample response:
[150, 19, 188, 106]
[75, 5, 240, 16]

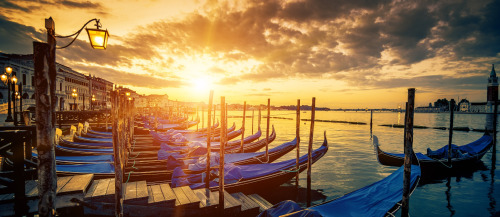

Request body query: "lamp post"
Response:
[14, 91, 19, 125]
[92, 94, 96, 110]
[1, 66, 16, 122]
[34, 17, 110, 217]
[72, 89, 78, 111]
[15, 93, 21, 126]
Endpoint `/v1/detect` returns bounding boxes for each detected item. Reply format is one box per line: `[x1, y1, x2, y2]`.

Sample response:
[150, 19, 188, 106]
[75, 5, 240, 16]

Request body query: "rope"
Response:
[131, 160, 138, 170]
[252, 156, 269, 164]
[126, 171, 133, 183]
[386, 212, 396, 217]
[281, 169, 300, 173]
[128, 152, 140, 159]
[435, 159, 453, 169]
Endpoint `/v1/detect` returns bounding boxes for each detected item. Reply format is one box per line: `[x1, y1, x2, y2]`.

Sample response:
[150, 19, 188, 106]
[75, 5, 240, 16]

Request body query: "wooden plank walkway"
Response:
[83, 177, 274, 217]
[0, 174, 94, 216]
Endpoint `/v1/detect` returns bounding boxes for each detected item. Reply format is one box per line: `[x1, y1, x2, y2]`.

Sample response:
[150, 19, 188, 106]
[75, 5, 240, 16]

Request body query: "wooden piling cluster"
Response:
[111, 87, 136, 217]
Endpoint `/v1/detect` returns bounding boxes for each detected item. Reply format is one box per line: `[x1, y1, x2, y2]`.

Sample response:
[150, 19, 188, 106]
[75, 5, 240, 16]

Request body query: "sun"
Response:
[191, 77, 212, 92]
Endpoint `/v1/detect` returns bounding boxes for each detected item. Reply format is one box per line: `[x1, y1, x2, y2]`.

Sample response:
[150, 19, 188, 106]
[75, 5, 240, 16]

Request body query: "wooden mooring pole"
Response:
[111, 89, 124, 217]
[266, 99, 270, 161]
[307, 97, 316, 207]
[258, 105, 262, 128]
[296, 99, 301, 189]
[34, 17, 58, 217]
[240, 101, 246, 153]
[219, 96, 226, 215]
[206, 91, 213, 189]
[370, 109, 373, 139]
[448, 99, 455, 165]
[252, 109, 254, 135]
[402, 88, 415, 217]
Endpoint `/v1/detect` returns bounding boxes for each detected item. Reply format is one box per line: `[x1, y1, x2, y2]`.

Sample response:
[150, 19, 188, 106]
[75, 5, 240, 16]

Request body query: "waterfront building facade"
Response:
[458, 99, 471, 112]
[0, 53, 36, 111]
[88, 75, 113, 110]
[0, 52, 114, 112]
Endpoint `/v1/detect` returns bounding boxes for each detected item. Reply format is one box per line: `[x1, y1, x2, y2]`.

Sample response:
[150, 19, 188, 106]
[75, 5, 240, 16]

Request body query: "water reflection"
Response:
[257, 182, 327, 206]
[446, 176, 456, 217]
[488, 141, 496, 216]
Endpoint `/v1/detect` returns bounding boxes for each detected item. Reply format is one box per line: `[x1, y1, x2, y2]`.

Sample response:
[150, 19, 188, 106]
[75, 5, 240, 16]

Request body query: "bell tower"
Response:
[487, 64, 498, 113]
[487, 64, 498, 102]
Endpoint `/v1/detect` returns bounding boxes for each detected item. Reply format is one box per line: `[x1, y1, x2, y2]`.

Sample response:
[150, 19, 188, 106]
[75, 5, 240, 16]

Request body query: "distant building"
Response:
[458, 99, 470, 112]
[470, 102, 487, 113]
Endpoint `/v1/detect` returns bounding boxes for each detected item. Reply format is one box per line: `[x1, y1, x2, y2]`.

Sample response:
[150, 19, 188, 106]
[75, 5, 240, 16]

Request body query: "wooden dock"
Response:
[0, 174, 273, 217]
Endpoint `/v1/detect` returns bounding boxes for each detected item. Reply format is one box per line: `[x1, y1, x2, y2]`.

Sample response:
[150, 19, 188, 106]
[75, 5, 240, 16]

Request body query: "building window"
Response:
[22, 74, 26, 85]
[31, 76, 34, 86]
[60, 82, 62, 91]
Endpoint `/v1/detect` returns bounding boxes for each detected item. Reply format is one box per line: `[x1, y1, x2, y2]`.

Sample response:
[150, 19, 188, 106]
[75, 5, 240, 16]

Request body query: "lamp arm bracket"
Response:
[55, 18, 100, 49]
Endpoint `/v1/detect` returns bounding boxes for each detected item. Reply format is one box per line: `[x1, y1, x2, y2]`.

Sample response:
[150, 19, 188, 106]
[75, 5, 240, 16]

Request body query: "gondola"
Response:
[158, 126, 276, 159]
[170, 132, 328, 193]
[158, 127, 262, 152]
[54, 126, 275, 159]
[152, 122, 237, 145]
[372, 133, 492, 176]
[40, 135, 295, 182]
[73, 135, 113, 143]
[59, 139, 113, 149]
[259, 163, 421, 217]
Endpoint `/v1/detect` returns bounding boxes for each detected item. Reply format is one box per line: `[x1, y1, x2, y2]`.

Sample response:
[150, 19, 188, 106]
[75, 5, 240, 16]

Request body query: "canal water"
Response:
[1, 110, 498, 216]
[216, 110, 499, 217]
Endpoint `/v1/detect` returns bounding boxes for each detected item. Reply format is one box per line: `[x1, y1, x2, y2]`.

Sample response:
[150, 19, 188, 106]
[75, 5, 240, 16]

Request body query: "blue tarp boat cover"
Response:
[186, 138, 297, 172]
[62, 140, 113, 148]
[426, 134, 491, 159]
[57, 145, 114, 153]
[257, 200, 318, 217]
[171, 141, 327, 189]
[76, 135, 113, 143]
[387, 134, 492, 160]
[88, 129, 112, 135]
[57, 162, 115, 173]
[33, 152, 113, 163]
[85, 132, 112, 138]
[258, 165, 421, 217]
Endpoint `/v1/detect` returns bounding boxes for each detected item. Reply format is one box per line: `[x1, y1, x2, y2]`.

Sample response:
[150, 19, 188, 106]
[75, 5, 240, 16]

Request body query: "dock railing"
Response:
[0, 126, 37, 216]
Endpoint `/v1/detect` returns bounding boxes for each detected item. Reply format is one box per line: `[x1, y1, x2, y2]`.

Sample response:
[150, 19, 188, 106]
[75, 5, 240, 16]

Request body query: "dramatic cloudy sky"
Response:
[1, 0, 499, 108]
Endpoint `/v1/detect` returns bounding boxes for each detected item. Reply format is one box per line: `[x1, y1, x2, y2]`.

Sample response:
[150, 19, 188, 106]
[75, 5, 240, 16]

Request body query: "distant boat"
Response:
[372, 133, 492, 177]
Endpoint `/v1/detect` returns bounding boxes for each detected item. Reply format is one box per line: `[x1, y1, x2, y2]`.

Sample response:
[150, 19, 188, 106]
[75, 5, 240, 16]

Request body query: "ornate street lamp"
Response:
[1, 66, 15, 122]
[32, 17, 110, 217]
[72, 88, 78, 111]
[56, 18, 110, 49]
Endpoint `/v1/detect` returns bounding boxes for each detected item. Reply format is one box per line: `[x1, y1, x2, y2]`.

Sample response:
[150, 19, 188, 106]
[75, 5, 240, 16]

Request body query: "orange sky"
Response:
[1, 0, 499, 108]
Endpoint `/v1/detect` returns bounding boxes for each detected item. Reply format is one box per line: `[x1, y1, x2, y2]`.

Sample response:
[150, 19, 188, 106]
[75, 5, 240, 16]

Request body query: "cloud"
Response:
[0, 15, 44, 54]
[59, 0, 103, 9]
[0, 0, 30, 12]
[1, 0, 500, 95]
[71, 65, 186, 89]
